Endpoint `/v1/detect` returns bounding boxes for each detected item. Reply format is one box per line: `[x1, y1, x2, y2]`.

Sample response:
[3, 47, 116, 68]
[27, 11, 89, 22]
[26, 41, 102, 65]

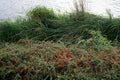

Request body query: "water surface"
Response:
[0, 0, 120, 20]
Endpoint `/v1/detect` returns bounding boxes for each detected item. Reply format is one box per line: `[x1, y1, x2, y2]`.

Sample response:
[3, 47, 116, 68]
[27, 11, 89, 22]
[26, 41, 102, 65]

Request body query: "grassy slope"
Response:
[0, 7, 120, 42]
[0, 7, 120, 80]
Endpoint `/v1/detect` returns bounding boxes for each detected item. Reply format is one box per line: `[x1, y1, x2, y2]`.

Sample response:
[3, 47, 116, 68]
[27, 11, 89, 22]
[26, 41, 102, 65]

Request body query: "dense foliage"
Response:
[0, 7, 120, 42]
[0, 6, 120, 80]
[0, 41, 120, 80]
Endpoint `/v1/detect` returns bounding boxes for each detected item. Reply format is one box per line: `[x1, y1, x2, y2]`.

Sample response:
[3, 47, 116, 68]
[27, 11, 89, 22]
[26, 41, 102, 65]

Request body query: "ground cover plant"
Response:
[0, 40, 120, 80]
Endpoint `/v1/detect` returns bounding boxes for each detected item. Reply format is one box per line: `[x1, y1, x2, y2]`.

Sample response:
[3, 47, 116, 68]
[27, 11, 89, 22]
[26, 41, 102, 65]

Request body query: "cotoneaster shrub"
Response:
[0, 41, 120, 80]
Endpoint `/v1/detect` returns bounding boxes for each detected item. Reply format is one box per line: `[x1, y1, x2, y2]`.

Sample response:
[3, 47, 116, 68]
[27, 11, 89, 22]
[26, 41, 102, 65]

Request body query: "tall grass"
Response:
[0, 0, 120, 43]
[0, 20, 23, 42]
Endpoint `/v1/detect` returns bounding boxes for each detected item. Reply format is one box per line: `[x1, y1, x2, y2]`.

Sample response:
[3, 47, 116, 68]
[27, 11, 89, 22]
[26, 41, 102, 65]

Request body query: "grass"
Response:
[0, 0, 120, 79]
[1, 6, 120, 42]
[0, 20, 23, 42]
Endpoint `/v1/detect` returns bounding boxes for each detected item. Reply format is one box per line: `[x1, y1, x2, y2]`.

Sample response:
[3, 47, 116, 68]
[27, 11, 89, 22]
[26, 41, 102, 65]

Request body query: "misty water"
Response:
[0, 0, 120, 20]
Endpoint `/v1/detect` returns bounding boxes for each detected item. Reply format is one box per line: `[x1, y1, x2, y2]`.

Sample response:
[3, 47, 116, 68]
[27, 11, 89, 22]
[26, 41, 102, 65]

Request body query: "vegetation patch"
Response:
[0, 41, 120, 80]
[0, 1, 120, 79]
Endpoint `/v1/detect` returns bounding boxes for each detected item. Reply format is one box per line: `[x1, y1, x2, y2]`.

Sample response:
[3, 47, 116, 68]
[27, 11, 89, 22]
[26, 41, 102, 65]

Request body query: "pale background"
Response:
[0, 0, 120, 20]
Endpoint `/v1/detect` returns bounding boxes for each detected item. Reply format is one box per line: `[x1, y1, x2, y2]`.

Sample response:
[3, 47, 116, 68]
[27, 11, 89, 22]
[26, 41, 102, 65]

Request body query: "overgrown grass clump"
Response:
[0, 20, 22, 42]
[0, 6, 120, 42]
[0, 40, 120, 80]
